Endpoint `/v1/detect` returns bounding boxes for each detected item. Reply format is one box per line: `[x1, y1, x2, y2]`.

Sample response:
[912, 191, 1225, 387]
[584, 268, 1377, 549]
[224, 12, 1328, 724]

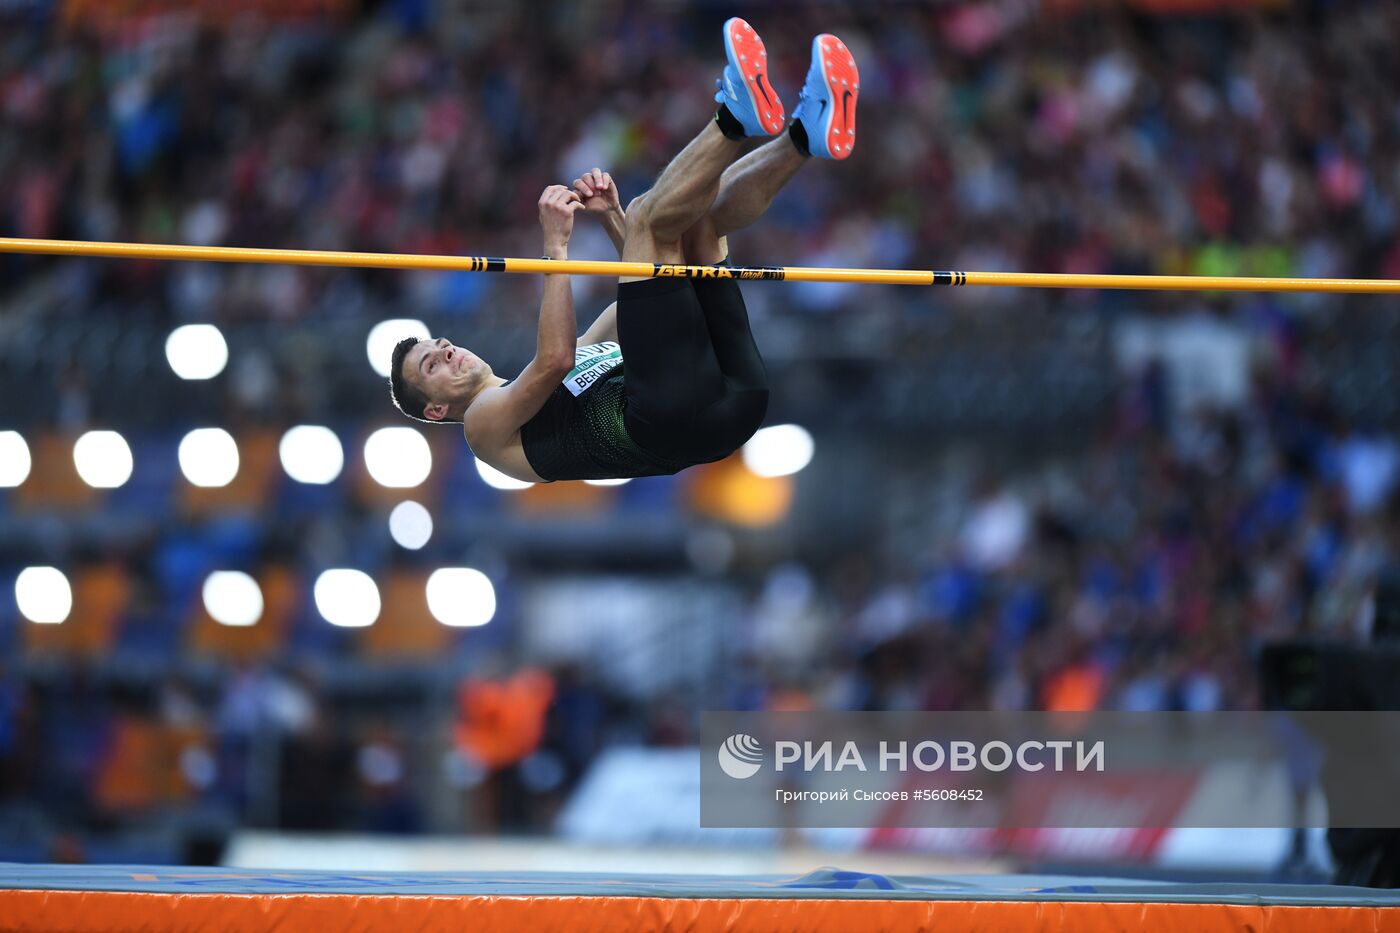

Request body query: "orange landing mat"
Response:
[0, 865, 1396, 932]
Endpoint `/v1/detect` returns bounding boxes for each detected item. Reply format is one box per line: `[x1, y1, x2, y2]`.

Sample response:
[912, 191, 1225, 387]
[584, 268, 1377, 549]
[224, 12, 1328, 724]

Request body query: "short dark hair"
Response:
[389, 336, 435, 424]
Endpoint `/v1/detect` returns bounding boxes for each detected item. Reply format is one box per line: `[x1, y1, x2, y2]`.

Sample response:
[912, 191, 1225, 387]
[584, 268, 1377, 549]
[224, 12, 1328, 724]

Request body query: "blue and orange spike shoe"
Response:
[713, 18, 785, 137]
[790, 33, 859, 159]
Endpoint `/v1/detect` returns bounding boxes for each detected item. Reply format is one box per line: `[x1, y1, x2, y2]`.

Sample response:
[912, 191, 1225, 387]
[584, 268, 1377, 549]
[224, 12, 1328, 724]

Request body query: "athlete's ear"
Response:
[423, 402, 449, 422]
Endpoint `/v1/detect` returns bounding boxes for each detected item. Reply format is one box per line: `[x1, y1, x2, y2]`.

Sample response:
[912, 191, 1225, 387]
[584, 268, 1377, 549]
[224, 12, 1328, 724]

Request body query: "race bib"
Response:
[564, 342, 623, 396]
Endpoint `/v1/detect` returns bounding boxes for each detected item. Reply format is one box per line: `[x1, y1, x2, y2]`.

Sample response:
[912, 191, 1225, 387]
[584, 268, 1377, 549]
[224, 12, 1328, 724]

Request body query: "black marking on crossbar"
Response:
[649, 264, 786, 281]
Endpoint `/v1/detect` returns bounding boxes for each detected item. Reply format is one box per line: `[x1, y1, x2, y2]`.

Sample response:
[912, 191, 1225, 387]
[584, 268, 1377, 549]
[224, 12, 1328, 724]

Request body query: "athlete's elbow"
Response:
[539, 351, 574, 376]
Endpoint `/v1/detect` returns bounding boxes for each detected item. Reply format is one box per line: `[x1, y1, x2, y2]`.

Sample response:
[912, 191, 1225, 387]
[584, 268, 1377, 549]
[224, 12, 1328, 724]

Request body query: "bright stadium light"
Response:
[178, 428, 240, 488]
[425, 567, 496, 627]
[279, 425, 344, 484]
[367, 319, 429, 378]
[314, 569, 381, 628]
[584, 477, 631, 487]
[0, 432, 31, 487]
[73, 430, 134, 489]
[364, 427, 432, 488]
[165, 324, 229, 380]
[475, 457, 532, 490]
[742, 424, 815, 478]
[388, 500, 433, 550]
[202, 571, 263, 627]
[15, 567, 72, 625]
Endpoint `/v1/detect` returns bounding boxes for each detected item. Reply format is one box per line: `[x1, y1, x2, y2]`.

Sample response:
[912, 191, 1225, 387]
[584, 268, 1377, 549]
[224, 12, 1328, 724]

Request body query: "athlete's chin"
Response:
[452, 370, 486, 400]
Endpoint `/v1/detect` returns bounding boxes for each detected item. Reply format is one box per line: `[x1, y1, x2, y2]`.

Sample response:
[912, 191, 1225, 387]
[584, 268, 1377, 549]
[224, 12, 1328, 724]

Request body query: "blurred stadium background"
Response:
[1, 0, 1397, 878]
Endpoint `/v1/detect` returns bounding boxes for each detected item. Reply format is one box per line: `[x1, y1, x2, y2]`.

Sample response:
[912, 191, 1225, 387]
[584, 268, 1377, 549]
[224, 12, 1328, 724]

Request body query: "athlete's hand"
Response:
[573, 167, 621, 217]
[539, 185, 584, 259]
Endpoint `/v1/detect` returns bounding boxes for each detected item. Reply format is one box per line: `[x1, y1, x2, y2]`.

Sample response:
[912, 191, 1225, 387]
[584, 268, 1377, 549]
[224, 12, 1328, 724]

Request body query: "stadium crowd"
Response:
[4, 0, 1400, 330]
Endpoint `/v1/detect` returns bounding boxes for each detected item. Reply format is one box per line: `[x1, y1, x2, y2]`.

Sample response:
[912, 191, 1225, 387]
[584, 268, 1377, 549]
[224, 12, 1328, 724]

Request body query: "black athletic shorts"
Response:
[616, 273, 769, 464]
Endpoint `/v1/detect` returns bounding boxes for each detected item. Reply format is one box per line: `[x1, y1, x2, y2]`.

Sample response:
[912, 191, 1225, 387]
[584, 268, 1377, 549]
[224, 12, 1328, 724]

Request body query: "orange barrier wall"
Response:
[2, 890, 1397, 933]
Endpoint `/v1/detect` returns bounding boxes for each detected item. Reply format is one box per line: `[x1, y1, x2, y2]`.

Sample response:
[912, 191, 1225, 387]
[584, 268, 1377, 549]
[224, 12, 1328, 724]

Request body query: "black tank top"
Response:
[518, 342, 690, 481]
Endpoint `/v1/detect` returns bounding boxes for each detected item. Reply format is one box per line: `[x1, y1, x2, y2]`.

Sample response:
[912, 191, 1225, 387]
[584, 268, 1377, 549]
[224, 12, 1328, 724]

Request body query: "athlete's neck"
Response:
[460, 374, 511, 417]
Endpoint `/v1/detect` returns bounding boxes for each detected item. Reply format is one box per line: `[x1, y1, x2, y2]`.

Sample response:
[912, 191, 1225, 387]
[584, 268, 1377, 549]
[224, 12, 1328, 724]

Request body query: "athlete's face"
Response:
[405, 337, 490, 421]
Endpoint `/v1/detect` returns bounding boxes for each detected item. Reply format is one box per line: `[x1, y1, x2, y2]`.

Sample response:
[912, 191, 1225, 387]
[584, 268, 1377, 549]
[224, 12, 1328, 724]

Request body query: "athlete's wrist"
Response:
[543, 242, 569, 261]
[601, 211, 625, 255]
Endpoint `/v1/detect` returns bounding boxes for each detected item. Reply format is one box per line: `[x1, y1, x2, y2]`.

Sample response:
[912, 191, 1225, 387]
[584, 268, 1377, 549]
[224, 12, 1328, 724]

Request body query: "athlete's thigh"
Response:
[617, 278, 725, 452]
[690, 274, 767, 391]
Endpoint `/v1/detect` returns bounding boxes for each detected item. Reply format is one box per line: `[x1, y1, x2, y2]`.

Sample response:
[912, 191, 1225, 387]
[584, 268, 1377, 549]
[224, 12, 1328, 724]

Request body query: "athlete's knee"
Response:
[624, 194, 654, 237]
[629, 187, 706, 245]
[622, 195, 684, 264]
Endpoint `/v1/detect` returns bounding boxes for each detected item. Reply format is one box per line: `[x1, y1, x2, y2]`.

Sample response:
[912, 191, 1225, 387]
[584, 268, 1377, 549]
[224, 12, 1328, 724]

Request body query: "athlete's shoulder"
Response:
[462, 380, 516, 440]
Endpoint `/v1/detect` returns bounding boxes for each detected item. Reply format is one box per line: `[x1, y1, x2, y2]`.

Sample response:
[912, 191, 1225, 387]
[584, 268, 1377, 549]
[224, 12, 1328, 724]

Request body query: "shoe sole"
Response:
[810, 33, 858, 159]
[724, 18, 784, 136]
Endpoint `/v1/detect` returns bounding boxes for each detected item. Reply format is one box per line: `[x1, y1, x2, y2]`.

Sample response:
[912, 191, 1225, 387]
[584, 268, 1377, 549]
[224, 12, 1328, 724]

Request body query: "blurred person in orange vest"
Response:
[454, 668, 555, 770]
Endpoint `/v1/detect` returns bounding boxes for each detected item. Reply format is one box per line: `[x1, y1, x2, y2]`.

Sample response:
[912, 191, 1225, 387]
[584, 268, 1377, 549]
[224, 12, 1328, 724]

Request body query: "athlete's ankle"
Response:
[787, 120, 812, 158]
[715, 104, 747, 141]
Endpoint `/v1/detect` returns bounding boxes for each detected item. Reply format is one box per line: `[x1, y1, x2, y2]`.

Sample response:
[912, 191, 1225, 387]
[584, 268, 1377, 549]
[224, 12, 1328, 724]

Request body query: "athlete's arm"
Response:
[574, 168, 625, 256]
[571, 169, 623, 347]
[465, 187, 584, 445]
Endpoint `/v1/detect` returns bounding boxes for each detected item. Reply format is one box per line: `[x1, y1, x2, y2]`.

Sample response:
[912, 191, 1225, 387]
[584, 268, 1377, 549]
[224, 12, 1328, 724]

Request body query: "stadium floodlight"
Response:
[364, 427, 431, 488]
[584, 477, 631, 487]
[367, 319, 429, 378]
[178, 428, 240, 488]
[73, 430, 134, 488]
[388, 501, 433, 550]
[15, 567, 72, 624]
[474, 457, 532, 491]
[0, 431, 31, 487]
[202, 571, 263, 627]
[279, 425, 344, 484]
[425, 567, 496, 627]
[314, 569, 381, 627]
[165, 324, 229, 380]
[742, 424, 815, 478]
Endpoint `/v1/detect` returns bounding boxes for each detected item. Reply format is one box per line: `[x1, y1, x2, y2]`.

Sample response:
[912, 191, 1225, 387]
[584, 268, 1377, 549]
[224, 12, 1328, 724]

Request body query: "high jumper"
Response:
[387, 18, 859, 483]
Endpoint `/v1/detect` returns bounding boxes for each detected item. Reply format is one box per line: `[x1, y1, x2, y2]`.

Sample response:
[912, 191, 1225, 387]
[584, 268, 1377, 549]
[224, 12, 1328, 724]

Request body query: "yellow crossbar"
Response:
[1, 237, 1398, 293]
